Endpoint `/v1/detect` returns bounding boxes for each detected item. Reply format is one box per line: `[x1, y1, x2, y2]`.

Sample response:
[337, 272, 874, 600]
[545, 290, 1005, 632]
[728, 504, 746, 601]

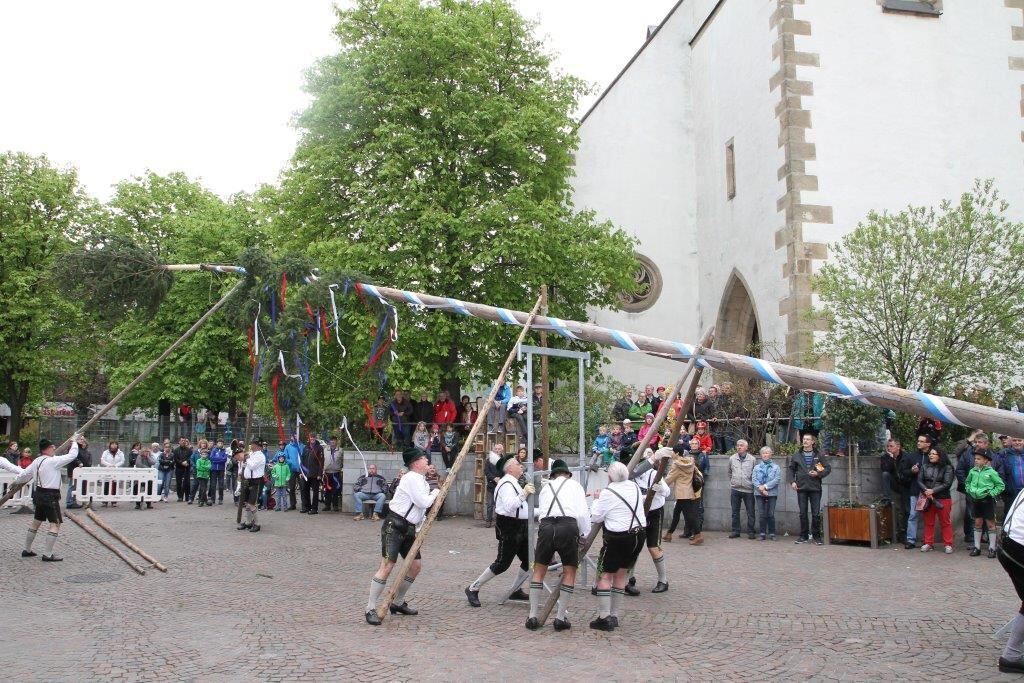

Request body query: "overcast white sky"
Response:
[0, 0, 677, 200]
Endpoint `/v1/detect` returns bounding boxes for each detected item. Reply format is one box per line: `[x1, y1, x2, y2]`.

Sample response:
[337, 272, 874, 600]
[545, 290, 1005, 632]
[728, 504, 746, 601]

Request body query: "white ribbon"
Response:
[327, 284, 347, 358]
[341, 416, 368, 476]
[279, 350, 301, 379]
[253, 302, 261, 357]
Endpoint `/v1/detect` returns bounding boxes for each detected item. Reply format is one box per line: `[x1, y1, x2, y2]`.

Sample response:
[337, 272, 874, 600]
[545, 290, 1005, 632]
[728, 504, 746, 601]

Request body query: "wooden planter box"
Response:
[825, 504, 893, 549]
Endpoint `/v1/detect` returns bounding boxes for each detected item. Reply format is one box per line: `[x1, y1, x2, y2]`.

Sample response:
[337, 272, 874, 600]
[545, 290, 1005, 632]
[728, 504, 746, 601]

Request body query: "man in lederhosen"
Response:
[589, 461, 647, 631]
[626, 447, 672, 595]
[237, 439, 266, 533]
[14, 436, 83, 562]
[465, 453, 535, 608]
[526, 459, 591, 631]
[365, 448, 438, 625]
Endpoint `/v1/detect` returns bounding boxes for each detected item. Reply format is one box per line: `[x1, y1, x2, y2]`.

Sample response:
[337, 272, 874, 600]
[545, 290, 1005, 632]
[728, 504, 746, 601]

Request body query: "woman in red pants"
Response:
[917, 447, 955, 553]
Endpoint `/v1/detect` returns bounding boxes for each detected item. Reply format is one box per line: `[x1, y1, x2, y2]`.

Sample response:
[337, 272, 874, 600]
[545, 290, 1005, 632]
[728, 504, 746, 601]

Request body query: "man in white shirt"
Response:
[14, 436, 82, 562]
[526, 458, 590, 632]
[626, 448, 672, 596]
[0, 457, 22, 475]
[238, 440, 267, 533]
[589, 461, 647, 632]
[365, 448, 438, 626]
[465, 453, 535, 608]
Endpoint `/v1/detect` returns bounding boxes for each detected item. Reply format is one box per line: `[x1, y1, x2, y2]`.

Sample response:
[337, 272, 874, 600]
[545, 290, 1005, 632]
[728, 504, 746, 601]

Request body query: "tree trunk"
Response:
[158, 399, 171, 441]
[6, 380, 29, 441]
[440, 343, 462, 404]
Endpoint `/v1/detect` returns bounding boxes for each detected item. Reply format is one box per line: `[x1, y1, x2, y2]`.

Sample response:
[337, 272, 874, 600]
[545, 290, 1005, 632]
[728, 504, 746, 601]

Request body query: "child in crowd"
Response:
[194, 448, 212, 507]
[412, 422, 430, 452]
[966, 449, 1005, 557]
[609, 424, 624, 458]
[441, 423, 460, 469]
[591, 424, 612, 470]
[271, 454, 290, 512]
[429, 424, 442, 454]
[638, 413, 661, 448]
[507, 385, 529, 442]
[693, 421, 713, 454]
[18, 448, 32, 470]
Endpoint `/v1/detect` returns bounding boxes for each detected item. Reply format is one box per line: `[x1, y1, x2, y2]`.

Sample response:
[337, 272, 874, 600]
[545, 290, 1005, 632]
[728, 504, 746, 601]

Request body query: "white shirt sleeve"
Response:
[573, 483, 592, 538]
[590, 489, 612, 525]
[409, 474, 439, 509]
[13, 457, 43, 486]
[0, 458, 22, 475]
[52, 442, 80, 469]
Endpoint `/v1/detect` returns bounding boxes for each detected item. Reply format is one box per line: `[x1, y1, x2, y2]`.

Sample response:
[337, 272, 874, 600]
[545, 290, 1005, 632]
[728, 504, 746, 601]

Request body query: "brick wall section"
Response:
[1009, 0, 1024, 146]
[770, 0, 832, 364]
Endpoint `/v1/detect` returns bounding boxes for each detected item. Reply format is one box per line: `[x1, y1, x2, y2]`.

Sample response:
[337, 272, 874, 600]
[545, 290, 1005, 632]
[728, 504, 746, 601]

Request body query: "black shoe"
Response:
[608, 616, 619, 628]
[21, 550, 36, 558]
[310, 510, 319, 515]
[135, 503, 141, 509]
[999, 657, 1024, 673]
[249, 525, 261, 533]
[289, 505, 296, 510]
[652, 581, 669, 593]
[988, 548, 998, 559]
[219, 500, 224, 505]
[525, 617, 541, 630]
[300, 508, 307, 514]
[589, 616, 614, 631]
[591, 586, 598, 596]
[814, 538, 824, 546]
[66, 503, 81, 509]
[508, 588, 529, 601]
[389, 602, 418, 615]
[553, 618, 571, 631]
[365, 610, 382, 626]
[795, 537, 808, 544]
[465, 587, 481, 607]
[237, 523, 252, 531]
[624, 583, 640, 597]
[728, 532, 740, 539]
[970, 547, 981, 556]
[748, 533, 756, 540]
[146, 503, 152, 509]
[187, 501, 193, 505]
[903, 542, 915, 550]
[41, 555, 63, 562]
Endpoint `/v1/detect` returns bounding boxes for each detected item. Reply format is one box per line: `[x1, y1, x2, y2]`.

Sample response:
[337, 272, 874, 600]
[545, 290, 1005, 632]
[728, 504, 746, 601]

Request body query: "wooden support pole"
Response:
[0, 280, 245, 508]
[85, 509, 168, 572]
[375, 294, 545, 622]
[66, 512, 147, 575]
[540, 285, 550, 469]
[537, 327, 714, 625]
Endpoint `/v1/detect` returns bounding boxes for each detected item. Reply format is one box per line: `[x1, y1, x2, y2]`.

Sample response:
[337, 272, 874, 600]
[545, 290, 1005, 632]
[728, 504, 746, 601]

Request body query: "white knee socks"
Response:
[470, 567, 495, 591]
[367, 577, 386, 611]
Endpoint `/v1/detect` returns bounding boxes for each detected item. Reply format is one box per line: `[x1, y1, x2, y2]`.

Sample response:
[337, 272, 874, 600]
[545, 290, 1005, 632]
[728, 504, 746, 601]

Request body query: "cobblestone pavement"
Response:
[0, 502, 1019, 681]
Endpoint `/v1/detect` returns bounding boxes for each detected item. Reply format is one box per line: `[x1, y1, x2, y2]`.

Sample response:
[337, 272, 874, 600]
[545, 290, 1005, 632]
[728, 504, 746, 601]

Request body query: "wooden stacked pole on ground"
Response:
[375, 294, 544, 622]
[65, 512, 147, 575]
[0, 280, 245, 508]
[536, 327, 714, 626]
[85, 509, 168, 572]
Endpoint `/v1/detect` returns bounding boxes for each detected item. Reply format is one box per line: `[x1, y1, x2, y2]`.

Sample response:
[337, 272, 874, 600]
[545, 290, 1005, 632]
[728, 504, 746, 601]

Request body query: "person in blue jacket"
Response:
[208, 439, 228, 505]
[751, 446, 781, 541]
[284, 437, 303, 511]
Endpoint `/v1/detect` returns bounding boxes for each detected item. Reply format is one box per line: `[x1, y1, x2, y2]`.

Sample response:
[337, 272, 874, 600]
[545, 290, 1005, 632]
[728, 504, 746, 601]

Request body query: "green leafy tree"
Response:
[815, 180, 1024, 393]
[276, 0, 637, 398]
[0, 152, 98, 439]
[101, 173, 265, 433]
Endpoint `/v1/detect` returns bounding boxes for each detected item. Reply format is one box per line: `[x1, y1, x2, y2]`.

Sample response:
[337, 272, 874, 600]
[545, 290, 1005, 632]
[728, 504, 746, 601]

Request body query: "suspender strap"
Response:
[545, 478, 568, 517]
[495, 480, 522, 518]
[606, 484, 642, 530]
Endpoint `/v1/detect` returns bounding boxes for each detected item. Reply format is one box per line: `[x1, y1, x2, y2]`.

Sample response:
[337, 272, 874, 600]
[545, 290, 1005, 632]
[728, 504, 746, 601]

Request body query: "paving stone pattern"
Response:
[0, 503, 1019, 681]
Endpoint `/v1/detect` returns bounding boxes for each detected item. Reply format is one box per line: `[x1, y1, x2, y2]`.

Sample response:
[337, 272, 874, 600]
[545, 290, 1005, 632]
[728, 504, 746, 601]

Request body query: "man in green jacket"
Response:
[965, 450, 1005, 558]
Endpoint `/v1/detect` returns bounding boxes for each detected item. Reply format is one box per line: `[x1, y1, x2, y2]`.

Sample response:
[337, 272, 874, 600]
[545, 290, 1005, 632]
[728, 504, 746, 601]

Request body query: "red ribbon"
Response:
[279, 273, 288, 311]
[246, 326, 256, 368]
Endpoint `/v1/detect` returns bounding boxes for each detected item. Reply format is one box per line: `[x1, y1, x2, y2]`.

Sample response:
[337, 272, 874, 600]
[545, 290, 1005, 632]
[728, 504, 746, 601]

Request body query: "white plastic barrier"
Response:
[72, 467, 160, 504]
[0, 473, 33, 508]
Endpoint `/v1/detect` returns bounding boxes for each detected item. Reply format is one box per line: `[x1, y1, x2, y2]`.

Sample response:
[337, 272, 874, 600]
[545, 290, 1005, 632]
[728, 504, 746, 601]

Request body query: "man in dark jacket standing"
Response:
[300, 434, 324, 515]
[412, 392, 434, 426]
[899, 435, 929, 549]
[65, 435, 92, 509]
[788, 434, 831, 545]
[172, 438, 192, 502]
[390, 391, 415, 449]
[880, 439, 909, 544]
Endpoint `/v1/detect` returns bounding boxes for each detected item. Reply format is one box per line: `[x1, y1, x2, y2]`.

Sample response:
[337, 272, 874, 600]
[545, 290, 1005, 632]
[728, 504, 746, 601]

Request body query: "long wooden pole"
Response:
[354, 282, 1024, 437]
[540, 285, 550, 469]
[0, 280, 245, 508]
[375, 294, 544, 622]
[85, 509, 168, 572]
[65, 511, 147, 575]
[536, 327, 714, 625]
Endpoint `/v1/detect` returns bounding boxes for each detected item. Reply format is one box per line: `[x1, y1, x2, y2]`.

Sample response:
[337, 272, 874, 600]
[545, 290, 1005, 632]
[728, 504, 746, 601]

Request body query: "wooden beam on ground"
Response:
[66, 512, 147, 575]
[85, 509, 168, 572]
[375, 294, 544, 622]
[536, 326, 714, 625]
[0, 280, 245, 508]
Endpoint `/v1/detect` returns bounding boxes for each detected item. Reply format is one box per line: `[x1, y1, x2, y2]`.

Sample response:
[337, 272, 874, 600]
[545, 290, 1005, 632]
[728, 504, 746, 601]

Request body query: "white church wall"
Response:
[801, 0, 1024, 259]
[572, 4, 701, 389]
[689, 0, 790, 357]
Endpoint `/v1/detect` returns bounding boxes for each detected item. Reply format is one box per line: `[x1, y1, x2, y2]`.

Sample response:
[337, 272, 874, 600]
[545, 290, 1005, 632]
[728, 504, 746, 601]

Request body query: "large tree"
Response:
[100, 173, 265, 431]
[276, 0, 637, 396]
[815, 180, 1024, 393]
[0, 151, 97, 438]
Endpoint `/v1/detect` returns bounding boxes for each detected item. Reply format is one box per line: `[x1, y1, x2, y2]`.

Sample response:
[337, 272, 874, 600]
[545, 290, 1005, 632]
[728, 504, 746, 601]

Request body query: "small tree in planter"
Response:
[822, 396, 886, 503]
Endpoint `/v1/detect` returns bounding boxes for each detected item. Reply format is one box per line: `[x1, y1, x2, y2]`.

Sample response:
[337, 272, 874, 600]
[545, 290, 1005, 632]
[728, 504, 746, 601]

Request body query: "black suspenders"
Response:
[545, 478, 568, 517]
[607, 483, 642, 531]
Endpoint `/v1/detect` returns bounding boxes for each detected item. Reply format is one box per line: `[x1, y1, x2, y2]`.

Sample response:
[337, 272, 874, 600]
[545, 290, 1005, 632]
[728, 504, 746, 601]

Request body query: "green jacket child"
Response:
[195, 454, 212, 480]
[965, 462, 1005, 500]
[271, 458, 291, 488]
